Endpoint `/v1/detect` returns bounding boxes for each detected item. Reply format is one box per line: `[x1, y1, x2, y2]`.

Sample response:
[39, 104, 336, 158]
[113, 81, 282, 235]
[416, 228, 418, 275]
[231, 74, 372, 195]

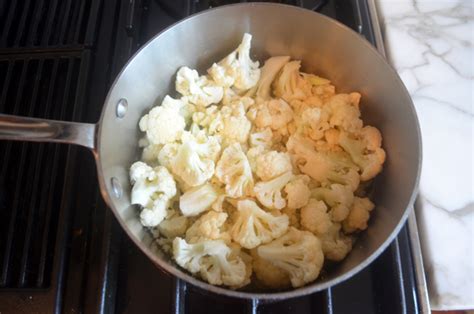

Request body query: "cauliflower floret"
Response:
[208, 33, 260, 91]
[284, 175, 311, 209]
[287, 135, 360, 191]
[158, 215, 188, 239]
[252, 98, 294, 130]
[249, 128, 273, 148]
[247, 56, 290, 99]
[171, 134, 221, 187]
[339, 126, 386, 181]
[300, 199, 332, 235]
[139, 194, 170, 227]
[139, 105, 185, 145]
[281, 207, 299, 228]
[321, 223, 352, 261]
[252, 249, 291, 289]
[311, 184, 354, 222]
[161, 95, 196, 126]
[220, 104, 252, 144]
[325, 94, 363, 133]
[296, 107, 330, 141]
[179, 183, 219, 216]
[254, 171, 293, 210]
[257, 227, 324, 288]
[176, 67, 223, 107]
[172, 237, 249, 287]
[186, 211, 229, 243]
[272, 61, 312, 102]
[130, 162, 177, 206]
[141, 144, 161, 165]
[157, 143, 179, 169]
[342, 197, 375, 233]
[230, 200, 289, 249]
[246, 145, 266, 173]
[255, 151, 292, 181]
[215, 143, 254, 198]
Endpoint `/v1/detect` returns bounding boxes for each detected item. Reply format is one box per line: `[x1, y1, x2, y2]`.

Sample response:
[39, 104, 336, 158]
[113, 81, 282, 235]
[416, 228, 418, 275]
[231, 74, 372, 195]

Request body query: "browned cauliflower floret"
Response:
[321, 223, 353, 262]
[300, 199, 332, 236]
[342, 197, 375, 233]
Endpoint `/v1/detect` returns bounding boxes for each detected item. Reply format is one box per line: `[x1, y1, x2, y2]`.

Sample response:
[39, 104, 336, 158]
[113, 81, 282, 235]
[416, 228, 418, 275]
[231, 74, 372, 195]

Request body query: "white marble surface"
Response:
[377, 0, 474, 310]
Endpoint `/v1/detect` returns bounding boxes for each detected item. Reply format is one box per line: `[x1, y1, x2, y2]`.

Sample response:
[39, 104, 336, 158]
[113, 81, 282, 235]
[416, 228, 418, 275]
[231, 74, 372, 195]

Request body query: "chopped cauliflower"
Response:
[300, 199, 332, 235]
[254, 171, 294, 210]
[257, 227, 324, 288]
[130, 162, 177, 227]
[252, 249, 291, 289]
[159, 215, 188, 239]
[171, 133, 221, 187]
[131, 35, 386, 289]
[208, 33, 260, 91]
[273, 61, 312, 102]
[339, 126, 386, 181]
[230, 200, 289, 249]
[215, 143, 254, 198]
[186, 211, 229, 243]
[284, 175, 311, 209]
[249, 128, 273, 148]
[173, 237, 249, 287]
[311, 184, 354, 222]
[256, 151, 292, 181]
[342, 197, 375, 233]
[179, 183, 218, 216]
[139, 105, 185, 145]
[321, 223, 353, 262]
[253, 98, 294, 130]
[176, 67, 223, 107]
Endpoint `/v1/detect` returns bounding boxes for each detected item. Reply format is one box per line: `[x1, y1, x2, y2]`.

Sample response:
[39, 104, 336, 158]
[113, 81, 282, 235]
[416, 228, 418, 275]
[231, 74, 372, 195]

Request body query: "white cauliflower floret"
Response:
[230, 200, 289, 249]
[252, 249, 291, 289]
[321, 223, 352, 261]
[252, 98, 294, 130]
[220, 104, 252, 144]
[208, 33, 260, 91]
[176, 67, 223, 107]
[272, 61, 312, 102]
[249, 128, 273, 148]
[246, 145, 266, 173]
[257, 227, 324, 288]
[172, 237, 249, 287]
[284, 175, 311, 209]
[141, 144, 161, 165]
[311, 184, 354, 222]
[342, 197, 375, 233]
[256, 151, 292, 181]
[300, 199, 332, 235]
[171, 134, 221, 187]
[158, 215, 188, 238]
[158, 143, 179, 169]
[339, 126, 386, 181]
[247, 56, 290, 99]
[130, 162, 177, 206]
[254, 171, 293, 210]
[139, 105, 185, 145]
[287, 135, 360, 191]
[161, 95, 196, 126]
[186, 211, 229, 243]
[179, 183, 218, 216]
[139, 194, 170, 227]
[215, 143, 254, 198]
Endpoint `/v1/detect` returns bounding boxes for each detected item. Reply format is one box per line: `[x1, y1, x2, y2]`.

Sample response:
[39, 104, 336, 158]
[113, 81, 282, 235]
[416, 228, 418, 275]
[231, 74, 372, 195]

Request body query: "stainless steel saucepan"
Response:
[0, 3, 421, 300]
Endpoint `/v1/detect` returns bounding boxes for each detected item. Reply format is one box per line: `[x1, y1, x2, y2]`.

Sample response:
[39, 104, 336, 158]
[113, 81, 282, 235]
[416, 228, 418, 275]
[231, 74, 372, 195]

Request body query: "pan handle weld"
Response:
[0, 114, 96, 151]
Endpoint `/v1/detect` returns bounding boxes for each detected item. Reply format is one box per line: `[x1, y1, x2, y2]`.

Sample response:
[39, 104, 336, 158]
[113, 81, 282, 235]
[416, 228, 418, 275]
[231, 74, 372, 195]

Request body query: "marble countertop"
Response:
[377, 0, 473, 310]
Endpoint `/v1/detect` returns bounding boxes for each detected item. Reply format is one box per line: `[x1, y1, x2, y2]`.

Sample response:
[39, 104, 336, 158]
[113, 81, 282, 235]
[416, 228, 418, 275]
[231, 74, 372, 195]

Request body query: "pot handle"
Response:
[0, 114, 96, 150]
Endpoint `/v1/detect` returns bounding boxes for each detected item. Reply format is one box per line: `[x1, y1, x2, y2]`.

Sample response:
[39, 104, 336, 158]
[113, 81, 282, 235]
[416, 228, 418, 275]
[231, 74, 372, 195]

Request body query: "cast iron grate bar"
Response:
[0, 0, 102, 49]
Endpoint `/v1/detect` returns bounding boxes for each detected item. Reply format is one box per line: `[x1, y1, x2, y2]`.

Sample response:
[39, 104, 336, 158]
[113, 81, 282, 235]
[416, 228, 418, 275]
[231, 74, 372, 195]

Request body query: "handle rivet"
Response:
[116, 99, 128, 118]
[111, 177, 122, 198]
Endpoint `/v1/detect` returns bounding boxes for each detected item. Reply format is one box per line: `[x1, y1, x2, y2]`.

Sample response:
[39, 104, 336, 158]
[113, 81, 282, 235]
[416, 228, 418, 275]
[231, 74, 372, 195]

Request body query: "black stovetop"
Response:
[0, 1, 423, 313]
